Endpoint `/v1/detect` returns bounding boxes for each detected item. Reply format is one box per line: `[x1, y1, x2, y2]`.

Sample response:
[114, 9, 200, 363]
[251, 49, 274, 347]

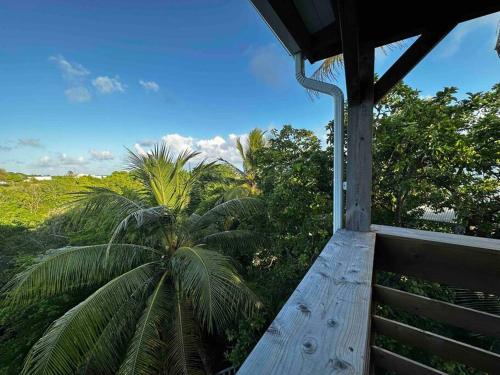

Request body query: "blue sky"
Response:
[0, 1, 498, 175]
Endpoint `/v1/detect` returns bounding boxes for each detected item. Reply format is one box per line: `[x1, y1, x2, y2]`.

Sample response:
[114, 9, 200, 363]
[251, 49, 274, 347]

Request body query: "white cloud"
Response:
[133, 143, 148, 156]
[18, 138, 43, 148]
[89, 149, 114, 161]
[139, 80, 160, 92]
[133, 133, 246, 166]
[439, 13, 499, 57]
[161, 134, 195, 154]
[248, 44, 290, 89]
[49, 54, 90, 81]
[65, 87, 92, 102]
[36, 153, 87, 168]
[92, 76, 126, 94]
[50, 55, 92, 103]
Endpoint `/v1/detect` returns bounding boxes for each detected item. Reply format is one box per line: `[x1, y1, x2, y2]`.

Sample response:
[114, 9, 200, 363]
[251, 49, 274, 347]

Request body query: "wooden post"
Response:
[335, 0, 375, 232]
[345, 46, 374, 232]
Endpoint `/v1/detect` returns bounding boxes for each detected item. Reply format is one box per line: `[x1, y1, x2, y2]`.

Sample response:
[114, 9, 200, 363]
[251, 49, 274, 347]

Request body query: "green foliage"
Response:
[2, 144, 260, 375]
[373, 83, 499, 237]
[1, 81, 498, 374]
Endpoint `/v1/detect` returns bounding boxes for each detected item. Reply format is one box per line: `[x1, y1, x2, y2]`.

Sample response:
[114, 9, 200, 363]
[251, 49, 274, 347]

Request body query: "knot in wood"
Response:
[302, 337, 317, 354]
[332, 358, 350, 370]
[327, 318, 337, 327]
[297, 303, 311, 314]
[266, 325, 279, 335]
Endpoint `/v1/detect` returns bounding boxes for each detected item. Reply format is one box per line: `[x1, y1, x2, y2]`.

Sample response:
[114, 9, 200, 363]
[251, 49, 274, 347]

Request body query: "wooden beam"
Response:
[372, 225, 500, 295]
[268, 0, 312, 55]
[237, 230, 376, 374]
[334, 0, 375, 232]
[371, 346, 446, 375]
[373, 285, 500, 338]
[372, 315, 500, 374]
[374, 25, 455, 103]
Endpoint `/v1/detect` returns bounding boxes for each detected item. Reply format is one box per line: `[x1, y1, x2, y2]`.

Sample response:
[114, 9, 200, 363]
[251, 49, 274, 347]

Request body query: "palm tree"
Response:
[3, 144, 261, 375]
[310, 43, 404, 83]
[219, 128, 266, 196]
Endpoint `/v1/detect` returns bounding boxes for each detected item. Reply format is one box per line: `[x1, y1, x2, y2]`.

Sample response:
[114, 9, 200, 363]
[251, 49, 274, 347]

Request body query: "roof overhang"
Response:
[250, 0, 500, 63]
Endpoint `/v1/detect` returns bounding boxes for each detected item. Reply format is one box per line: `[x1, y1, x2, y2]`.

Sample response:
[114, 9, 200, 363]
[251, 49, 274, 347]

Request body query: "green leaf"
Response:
[3, 244, 157, 304]
[119, 271, 170, 375]
[192, 198, 263, 230]
[165, 291, 204, 375]
[21, 262, 158, 375]
[172, 246, 258, 333]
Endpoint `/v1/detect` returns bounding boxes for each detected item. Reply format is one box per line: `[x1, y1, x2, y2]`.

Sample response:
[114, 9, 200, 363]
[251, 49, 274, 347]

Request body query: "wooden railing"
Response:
[237, 229, 376, 374]
[370, 225, 500, 374]
[237, 225, 500, 374]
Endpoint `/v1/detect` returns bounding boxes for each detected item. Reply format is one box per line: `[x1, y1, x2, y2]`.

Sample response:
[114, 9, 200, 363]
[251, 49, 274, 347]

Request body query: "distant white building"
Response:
[0, 181, 8, 185]
[76, 173, 107, 179]
[31, 176, 52, 181]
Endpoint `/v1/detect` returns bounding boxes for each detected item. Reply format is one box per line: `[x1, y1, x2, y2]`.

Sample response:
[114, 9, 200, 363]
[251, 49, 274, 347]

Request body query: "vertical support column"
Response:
[345, 46, 374, 231]
[334, 0, 375, 232]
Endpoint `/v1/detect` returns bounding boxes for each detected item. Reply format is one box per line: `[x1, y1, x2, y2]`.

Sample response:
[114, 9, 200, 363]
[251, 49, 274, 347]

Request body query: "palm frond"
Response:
[198, 230, 265, 254]
[126, 143, 211, 211]
[119, 272, 170, 375]
[165, 291, 204, 375]
[311, 54, 344, 83]
[79, 283, 153, 375]
[21, 263, 158, 375]
[172, 246, 259, 333]
[72, 187, 146, 223]
[107, 206, 174, 248]
[310, 41, 406, 94]
[192, 198, 263, 231]
[3, 244, 157, 304]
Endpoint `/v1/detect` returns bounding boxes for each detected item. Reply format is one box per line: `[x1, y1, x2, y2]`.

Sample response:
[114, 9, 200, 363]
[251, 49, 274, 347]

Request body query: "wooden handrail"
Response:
[237, 230, 376, 374]
[371, 225, 500, 295]
[373, 284, 500, 338]
[372, 315, 500, 374]
[371, 346, 446, 375]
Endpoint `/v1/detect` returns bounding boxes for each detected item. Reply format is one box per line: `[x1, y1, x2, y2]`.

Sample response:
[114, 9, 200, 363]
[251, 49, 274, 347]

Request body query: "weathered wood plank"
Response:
[237, 230, 376, 375]
[371, 346, 446, 375]
[372, 315, 500, 374]
[372, 225, 500, 295]
[335, 0, 375, 232]
[373, 284, 500, 338]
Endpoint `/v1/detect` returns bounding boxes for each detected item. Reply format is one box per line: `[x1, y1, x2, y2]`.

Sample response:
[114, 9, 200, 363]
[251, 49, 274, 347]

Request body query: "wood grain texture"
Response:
[237, 230, 376, 375]
[373, 284, 500, 338]
[334, 0, 375, 232]
[372, 225, 500, 295]
[372, 315, 500, 374]
[371, 346, 446, 375]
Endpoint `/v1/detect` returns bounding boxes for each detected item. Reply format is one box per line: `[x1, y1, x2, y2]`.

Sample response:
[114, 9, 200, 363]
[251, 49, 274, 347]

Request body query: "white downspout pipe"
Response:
[294, 53, 345, 233]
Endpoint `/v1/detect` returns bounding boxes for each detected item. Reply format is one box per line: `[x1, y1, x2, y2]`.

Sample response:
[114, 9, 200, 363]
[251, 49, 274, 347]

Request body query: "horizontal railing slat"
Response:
[372, 315, 500, 374]
[371, 225, 500, 295]
[371, 345, 446, 375]
[237, 230, 376, 375]
[373, 284, 500, 338]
